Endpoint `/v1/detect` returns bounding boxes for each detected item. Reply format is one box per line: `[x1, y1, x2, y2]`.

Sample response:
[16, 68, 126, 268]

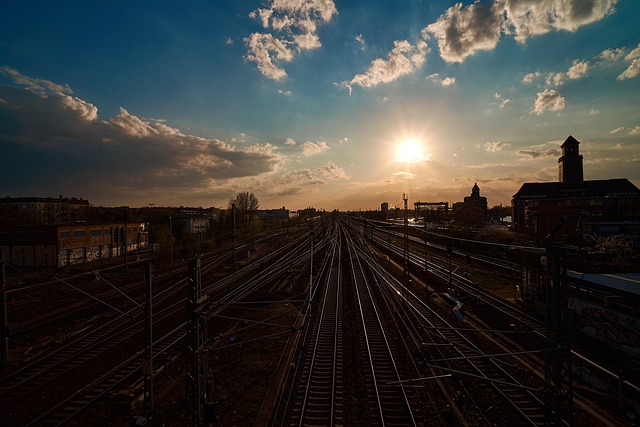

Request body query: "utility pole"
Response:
[143, 263, 153, 418]
[309, 221, 314, 303]
[124, 224, 128, 270]
[403, 193, 409, 285]
[423, 208, 428, 274]
[169, 216, 173, 263]
[1, 252, 9, 368]
[186, 257, 212, 426]
[544, 245, 573, 426]
[231, 202, 237, 269]
[448, 245, 452, 288]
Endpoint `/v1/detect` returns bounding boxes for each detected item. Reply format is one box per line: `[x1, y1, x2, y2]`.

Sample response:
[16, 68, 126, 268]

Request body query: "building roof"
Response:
[568, 271, 640, 297]
[513, 178, 640, 199]
[561, 134, 580, 148]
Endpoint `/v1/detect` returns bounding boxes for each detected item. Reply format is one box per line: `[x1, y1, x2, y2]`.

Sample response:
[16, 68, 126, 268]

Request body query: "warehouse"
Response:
[0, 222, 148, 268]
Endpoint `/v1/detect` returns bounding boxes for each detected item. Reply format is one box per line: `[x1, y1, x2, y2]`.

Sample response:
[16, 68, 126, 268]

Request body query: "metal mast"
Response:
[186, 257, 213, 425]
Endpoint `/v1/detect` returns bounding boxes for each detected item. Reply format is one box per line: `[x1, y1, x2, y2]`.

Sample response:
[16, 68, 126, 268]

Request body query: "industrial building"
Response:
[0, 222, 148, 268]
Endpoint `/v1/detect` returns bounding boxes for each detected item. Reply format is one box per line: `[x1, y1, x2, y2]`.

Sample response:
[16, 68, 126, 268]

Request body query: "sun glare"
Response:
[396, 140, 428, 164]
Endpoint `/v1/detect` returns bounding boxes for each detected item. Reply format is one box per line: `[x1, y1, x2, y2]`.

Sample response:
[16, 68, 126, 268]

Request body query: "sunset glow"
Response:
[396, 140, 429, 164]
[1, 1, 638, 210]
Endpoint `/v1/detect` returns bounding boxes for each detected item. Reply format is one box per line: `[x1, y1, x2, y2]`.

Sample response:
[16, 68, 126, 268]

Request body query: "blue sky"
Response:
[1, 0, 639, 210]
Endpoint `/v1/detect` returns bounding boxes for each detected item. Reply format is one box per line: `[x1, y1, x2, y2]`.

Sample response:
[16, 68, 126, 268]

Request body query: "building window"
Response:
[73, 230, 86, 238]
[34, 231, 46, 240]
[0, 232, 10, 242]
[60, 231, 70, 238]
[91, 229, 102, 236]
[17, 232, 28, 240]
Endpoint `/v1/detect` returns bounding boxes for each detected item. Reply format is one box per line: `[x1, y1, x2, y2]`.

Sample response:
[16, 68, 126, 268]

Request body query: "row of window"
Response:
[60, 228, 125, 238]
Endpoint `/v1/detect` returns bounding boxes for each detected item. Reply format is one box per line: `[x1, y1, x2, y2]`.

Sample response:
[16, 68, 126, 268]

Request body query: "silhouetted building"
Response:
[0, 196, 90, 224]
[415, 201, 449, 222]
[174, 210, 211, 236]
[452, 183, 488, 226]
[512, 135, 640, 243]
[260, 207, 290, 220]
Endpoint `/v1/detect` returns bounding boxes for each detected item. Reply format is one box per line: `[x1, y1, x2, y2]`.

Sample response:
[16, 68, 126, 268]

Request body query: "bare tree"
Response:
[229, 192, 259, 224]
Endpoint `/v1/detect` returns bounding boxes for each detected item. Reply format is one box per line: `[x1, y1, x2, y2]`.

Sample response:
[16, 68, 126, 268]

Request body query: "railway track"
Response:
[359, 218, 638, 425]
[2, 215, 636, 425]
[289, 222, 343, 425]
[275, 221, 432, 425]
[1, 230, 315, 424]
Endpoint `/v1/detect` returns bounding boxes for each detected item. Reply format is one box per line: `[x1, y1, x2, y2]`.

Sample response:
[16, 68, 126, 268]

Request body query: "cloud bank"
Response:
[0, 68, 281, 202]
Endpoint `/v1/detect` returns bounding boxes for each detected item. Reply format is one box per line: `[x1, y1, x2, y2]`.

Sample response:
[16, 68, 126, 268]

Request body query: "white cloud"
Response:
[226, 37, 234, 45]
[533, 89, 566, 114]
[425, 1, 504, 63]
[285, 137, 297, 145]
[355, 34, 366, 50]
[517, 148, 561, 159]
[625, 43, 640, 61]
[347, 40, 429, 92]
[424, 0, 616, 64]
[339, 137, 349, 144]
[244, 33, 293, 81]
[293, 32, 321, 50]
[610, 127, 625, 134]
[523, 72, 541, 83]
[598, 47, 626, 61]
[546, 72, 565, 87]
[484, 141, 511, 152]
[0, 66, 73, 94]
[629, 125, 640, 135]
[250, 0, 337, 33]
[278, 89, 293, 96]
[504, 0, 617, 42]
[566, 60, 589, 79]
[390, 171, 416, 181]
[441, 76, 457, 87]
[428, 73, 456, 87]
[246, 0, 337, 79]
[271, 162, 349, 195]
[618, 58, 640, 80]
[613, 142, 625, 149]
[302, 140, 329, 156]
[494, 92, 510, 110]
[317, 162, 349, 180]
[542, 60, 589, 87]
[112, 107, 157, 138]
[59, 94, 98, 121]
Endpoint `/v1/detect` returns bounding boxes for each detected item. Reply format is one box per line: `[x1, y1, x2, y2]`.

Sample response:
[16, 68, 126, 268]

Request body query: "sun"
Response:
[396, 139, 428, 163]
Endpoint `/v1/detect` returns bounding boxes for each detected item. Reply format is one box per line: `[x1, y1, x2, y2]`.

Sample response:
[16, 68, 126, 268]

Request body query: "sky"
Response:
[1, 0, 639, 211]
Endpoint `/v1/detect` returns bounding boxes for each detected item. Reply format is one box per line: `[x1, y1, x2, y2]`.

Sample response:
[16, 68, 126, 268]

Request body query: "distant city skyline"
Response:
[1, 1, 639, 210]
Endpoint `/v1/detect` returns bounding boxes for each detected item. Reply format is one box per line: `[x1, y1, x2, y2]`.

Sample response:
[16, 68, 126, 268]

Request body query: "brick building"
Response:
[0, 222, 148, 268]
[512, 136, 640, 243]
